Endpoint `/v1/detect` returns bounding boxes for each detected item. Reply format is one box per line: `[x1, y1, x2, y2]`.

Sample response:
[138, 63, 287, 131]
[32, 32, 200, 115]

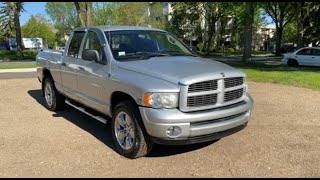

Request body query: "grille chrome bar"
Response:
[225, 77, 243, 88]
[188, 80, 218, 93]
[182, 77, 245, 111]
[187, 94, 218, 107]
[224, 88, 244, 102]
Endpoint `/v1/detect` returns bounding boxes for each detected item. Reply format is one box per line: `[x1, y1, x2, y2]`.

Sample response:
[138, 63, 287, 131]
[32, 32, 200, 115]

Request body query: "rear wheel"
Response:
[287, 59, 299, 67]
[111, 101, 153, 159]
[43, 77, 65, 111]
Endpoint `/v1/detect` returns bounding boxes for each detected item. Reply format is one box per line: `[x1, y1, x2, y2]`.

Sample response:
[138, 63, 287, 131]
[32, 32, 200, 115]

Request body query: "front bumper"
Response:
[139, 95, 253, 145]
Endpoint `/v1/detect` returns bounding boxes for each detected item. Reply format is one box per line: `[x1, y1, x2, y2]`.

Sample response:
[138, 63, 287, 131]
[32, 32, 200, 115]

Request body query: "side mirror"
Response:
[82, 49, 99, 62]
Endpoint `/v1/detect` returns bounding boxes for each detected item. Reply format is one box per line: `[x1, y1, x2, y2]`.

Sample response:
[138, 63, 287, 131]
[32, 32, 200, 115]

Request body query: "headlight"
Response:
[143, 92, 179, 109]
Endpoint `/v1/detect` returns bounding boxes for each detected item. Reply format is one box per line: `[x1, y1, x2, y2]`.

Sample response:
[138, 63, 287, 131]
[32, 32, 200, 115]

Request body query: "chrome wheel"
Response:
[114, 111, 136, 150]
[45, 83, 53, 107]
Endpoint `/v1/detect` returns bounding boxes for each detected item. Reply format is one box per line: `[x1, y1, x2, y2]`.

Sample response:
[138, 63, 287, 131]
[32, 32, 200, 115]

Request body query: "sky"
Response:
[20, 2, 50, 25]
[19, 2, 275, 27]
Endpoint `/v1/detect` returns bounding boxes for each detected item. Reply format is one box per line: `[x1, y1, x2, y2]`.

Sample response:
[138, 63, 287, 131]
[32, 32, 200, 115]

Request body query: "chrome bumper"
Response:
[139, 95, 253, 144]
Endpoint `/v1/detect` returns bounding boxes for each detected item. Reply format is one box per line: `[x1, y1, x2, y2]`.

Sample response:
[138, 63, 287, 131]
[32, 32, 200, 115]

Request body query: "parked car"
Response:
[36, 26, 254, 159]
[282, 47, 320, 66]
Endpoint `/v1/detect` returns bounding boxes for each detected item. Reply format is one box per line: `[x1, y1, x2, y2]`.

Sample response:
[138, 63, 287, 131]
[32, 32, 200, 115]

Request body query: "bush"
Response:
[224, 47, 235, 53]
[0, 50, 38, 61]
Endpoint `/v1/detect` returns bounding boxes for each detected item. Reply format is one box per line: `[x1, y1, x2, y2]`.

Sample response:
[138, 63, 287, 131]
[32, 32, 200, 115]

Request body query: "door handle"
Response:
[311, 57, 315, 58]
[78, 67, 85, 71]
[61, 62, 66, 66]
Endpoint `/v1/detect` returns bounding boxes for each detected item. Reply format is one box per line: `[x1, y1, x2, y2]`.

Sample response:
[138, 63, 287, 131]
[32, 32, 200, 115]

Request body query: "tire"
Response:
[287, 59, 299, 67]
[111, 101, 153, 159]
[43, 77, 65, 111]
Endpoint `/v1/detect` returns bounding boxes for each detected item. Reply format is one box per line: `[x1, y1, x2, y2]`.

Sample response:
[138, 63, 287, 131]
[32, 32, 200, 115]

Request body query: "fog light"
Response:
[166, 126, 182, 137]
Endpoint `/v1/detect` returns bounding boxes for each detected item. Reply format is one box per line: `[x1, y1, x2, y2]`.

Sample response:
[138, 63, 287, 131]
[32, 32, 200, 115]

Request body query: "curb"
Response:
[0, 68, 37, 73]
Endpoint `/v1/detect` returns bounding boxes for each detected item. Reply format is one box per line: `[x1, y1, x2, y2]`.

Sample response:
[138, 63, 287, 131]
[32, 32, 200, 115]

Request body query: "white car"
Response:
[282, 47, 320, 66]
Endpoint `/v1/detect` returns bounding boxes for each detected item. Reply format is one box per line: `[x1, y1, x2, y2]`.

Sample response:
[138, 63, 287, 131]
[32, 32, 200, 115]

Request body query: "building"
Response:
[254, 25, 276, 51]
[148, 2, 173, 21]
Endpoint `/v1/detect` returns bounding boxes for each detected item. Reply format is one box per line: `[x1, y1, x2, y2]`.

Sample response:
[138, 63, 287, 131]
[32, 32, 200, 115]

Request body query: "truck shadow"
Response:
[27, 89, 217, 158]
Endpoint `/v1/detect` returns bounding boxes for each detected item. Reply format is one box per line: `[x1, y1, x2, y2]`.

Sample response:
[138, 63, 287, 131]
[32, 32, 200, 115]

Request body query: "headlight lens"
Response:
[144, 92, 179, 109]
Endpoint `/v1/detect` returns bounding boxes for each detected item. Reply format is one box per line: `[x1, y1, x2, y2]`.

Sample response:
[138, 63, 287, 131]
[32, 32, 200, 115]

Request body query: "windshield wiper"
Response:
[120, 51, 170, 60]
[159, 50, 197, 57]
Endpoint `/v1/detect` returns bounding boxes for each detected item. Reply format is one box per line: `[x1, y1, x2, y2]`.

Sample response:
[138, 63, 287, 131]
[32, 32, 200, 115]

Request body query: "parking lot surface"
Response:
[0, 73, 319, 177]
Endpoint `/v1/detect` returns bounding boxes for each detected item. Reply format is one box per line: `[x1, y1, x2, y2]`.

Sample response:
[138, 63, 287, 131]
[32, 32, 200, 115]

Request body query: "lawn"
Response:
[0, 63, 36, 69]
[0, 50, 38, 61]
[228, 62, 320, 91]
[197, 50, 276, 57]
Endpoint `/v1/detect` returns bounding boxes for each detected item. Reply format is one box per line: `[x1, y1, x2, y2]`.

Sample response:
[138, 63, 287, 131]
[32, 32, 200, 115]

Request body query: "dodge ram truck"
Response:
[36, 26, 254, 159]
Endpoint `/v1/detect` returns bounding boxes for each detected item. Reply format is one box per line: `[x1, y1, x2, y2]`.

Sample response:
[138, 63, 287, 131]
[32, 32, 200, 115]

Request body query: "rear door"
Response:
[311, 49, 320, 66]
[60, 31, 86, 100]
[296, 48, 312, 65]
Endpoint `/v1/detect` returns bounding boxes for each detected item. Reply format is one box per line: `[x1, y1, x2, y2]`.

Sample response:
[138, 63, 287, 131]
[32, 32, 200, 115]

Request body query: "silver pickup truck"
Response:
[36, 26, 254, 159]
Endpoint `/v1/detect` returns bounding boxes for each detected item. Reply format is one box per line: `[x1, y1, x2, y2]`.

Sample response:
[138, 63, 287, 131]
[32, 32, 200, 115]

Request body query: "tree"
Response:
[302, 2, 320, 47]
[283, 21, 297, 45]
[261, 2, 295, 55]
[74, 2, 94, 27]
[0, 2, 24, 58]
[113, 2, 150, 26]
[93, 2, 118, 25]
[171, 2, 230, 54]
[242, 2, 254, 62]
[295, 2, 304, 48]
[45, 2, 78, 46]
[0, 3, 15, 40]
[148, 2, 168, 30]
[21, 14, 56, 48]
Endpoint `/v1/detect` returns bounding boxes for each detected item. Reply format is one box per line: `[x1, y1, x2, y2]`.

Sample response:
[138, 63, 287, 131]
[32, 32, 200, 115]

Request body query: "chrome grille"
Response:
[224, 88, 244, 102]
[187, 94, 217, 107]
[183, 77, 245, 111]
[188, 80, 218, 93]
[224, 77, 243, 88]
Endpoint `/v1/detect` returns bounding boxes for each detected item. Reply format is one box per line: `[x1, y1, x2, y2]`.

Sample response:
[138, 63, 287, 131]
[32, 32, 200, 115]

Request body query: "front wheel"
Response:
[111, 101, 153, 159]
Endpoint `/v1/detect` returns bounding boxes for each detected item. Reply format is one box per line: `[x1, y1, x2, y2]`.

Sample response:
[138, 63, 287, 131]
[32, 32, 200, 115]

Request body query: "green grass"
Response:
[0, 63, 36, 69]
[0, 50, 38, 61]
[197, 50, 276, 57]
[227, 62, 320, 91]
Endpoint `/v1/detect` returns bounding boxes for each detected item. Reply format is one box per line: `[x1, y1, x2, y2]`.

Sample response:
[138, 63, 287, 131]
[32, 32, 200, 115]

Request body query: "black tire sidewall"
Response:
[288, 59, 298, 67]
[111, 101, 150, 159]
[43, 78, 57, 111]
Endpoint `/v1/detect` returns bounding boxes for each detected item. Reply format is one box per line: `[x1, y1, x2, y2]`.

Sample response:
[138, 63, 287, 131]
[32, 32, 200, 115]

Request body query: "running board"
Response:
[65, 99, 108, 124]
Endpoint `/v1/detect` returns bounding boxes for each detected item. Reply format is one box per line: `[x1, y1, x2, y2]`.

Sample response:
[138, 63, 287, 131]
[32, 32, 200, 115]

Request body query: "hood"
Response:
[118, 56, 246, 85]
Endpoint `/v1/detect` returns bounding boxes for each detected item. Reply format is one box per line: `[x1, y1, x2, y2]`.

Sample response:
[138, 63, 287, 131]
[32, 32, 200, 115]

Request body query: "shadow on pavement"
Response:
[27, 89, 217, 158]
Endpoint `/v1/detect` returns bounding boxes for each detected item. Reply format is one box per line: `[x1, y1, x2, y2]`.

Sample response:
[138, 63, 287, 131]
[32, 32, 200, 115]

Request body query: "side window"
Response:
[312, 49, 320, 56]
[67, 31, 85, 58]
[83, 31, 105, 61]
[296, 48, 311, 55]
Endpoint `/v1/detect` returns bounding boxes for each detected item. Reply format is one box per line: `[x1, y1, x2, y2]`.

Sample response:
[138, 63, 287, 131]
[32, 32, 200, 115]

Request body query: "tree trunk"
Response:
[215, 17, 221, 50]
[74, 2, 85, 27]
[275, 27, 283, 55]
[203, 3, 210, 53]
[242, 2, 254, 63]
[13, 3, 23, 59]
[296, 2, 304, 49]
[206, 25, 214, 54]
[86, 2, 93, 26]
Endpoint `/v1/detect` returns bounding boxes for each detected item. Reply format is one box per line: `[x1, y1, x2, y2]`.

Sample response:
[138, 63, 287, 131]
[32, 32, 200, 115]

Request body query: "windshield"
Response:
[105, 30, 195, 61]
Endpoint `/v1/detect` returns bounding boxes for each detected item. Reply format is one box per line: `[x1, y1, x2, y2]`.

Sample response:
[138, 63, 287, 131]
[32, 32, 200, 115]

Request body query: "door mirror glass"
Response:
[82, 49, 100, 62]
